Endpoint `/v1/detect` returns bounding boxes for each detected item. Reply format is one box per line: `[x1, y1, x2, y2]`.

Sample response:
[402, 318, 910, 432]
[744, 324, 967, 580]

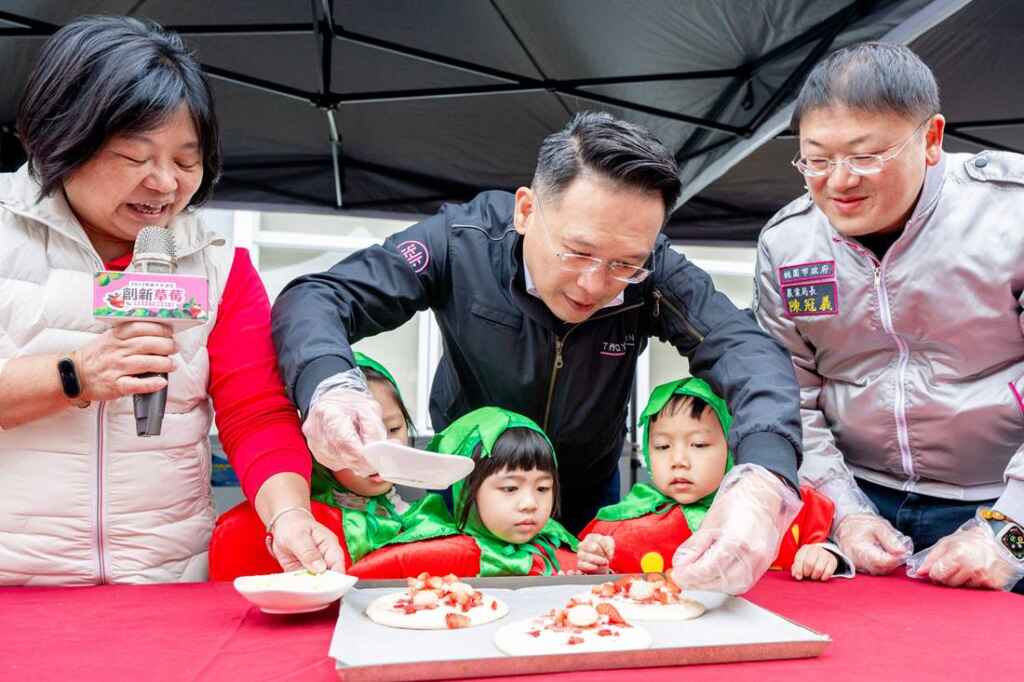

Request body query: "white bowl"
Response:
[233, 569, 358, 614]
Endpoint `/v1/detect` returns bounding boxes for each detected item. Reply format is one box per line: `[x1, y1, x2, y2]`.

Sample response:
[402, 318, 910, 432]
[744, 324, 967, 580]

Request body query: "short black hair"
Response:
[792, 42, 940, 130]
[651, 394, 713, 425]
[533, 111, 681, 218]
[362, 366, 415, 444]
[17, 15, 221, 204]
[457, 428, 560, 530]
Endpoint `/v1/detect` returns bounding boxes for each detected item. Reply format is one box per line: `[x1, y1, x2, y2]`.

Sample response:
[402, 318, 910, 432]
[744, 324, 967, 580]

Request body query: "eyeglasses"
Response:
[532, 196, 653, 284]
[791, 118, 931, 178]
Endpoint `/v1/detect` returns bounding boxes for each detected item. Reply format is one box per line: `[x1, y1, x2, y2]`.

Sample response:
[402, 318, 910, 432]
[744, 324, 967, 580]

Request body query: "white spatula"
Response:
[361, 440, 475, 489]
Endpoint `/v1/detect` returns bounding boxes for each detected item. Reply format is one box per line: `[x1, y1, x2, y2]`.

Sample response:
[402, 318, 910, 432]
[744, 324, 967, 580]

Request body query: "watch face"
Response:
[1001, 525, 1024, 561]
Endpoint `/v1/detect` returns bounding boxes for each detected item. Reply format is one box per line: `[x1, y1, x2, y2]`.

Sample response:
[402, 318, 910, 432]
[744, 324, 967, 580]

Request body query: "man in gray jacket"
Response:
[756, 42, 1024, 592]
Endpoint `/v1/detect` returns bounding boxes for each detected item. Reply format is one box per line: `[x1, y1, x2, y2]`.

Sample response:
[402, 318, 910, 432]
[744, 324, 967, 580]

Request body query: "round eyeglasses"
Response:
[792, 118, 931, 178]
[532, 197, 653, 284]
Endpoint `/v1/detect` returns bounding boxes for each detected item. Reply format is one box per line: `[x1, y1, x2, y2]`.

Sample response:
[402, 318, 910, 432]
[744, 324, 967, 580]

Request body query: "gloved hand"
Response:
[670, 464, 803, 595]
[302, 368, 387, 477]
[833, 512, 913, 575]
[907, 510, 1024, 591]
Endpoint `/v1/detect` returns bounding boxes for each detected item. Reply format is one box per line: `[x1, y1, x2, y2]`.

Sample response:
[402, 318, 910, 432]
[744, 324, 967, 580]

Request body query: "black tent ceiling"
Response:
[672, 0, 1024, 242]
[2, 0, 1017, 243]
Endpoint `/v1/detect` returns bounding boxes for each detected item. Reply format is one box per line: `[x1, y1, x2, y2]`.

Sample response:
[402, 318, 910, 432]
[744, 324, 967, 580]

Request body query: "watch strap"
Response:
[981, 508, 1024, 563]
[57, 356, 90, 408]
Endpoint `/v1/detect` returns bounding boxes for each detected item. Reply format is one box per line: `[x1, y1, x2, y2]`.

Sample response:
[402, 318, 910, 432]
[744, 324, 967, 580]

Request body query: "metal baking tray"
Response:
[330, 575, 830, 682]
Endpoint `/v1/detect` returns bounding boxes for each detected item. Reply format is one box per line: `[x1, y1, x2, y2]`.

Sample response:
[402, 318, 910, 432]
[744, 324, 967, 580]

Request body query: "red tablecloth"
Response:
[0, 572, 1016, 681]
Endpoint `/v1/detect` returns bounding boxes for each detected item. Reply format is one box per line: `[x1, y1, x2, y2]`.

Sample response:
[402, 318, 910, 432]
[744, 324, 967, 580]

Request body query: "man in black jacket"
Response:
[273, 112, 804, 594]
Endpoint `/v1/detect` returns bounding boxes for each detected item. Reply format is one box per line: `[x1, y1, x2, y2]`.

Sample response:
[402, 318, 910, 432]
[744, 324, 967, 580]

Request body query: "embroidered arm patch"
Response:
[782, 281, 838, 317]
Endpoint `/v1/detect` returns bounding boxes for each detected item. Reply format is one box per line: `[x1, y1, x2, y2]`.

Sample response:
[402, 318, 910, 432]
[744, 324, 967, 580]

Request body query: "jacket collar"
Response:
[903, 151, 947, 238]
[507, 234, 564, 331]
[2, 163, 225, 263]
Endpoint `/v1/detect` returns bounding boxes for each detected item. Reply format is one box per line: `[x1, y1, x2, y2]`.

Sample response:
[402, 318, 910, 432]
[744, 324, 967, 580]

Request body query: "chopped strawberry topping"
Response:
[595, 602, 626, 626]
[445, 613, 471, 629]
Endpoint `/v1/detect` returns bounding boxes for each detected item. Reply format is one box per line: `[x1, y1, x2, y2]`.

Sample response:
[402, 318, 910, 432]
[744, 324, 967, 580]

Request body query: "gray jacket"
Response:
[755, 151, 1024, 524]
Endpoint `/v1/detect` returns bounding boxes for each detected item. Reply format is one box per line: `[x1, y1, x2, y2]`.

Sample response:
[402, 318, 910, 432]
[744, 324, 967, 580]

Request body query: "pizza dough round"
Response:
[578, 576, 706, 622]
[579, 590, 705, 622]
[493, 616, 652, 656]
[366, 590, 509, 630]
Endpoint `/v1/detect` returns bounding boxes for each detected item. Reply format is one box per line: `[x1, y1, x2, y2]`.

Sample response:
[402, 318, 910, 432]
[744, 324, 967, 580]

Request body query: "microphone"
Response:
[130, 226, 176, 437]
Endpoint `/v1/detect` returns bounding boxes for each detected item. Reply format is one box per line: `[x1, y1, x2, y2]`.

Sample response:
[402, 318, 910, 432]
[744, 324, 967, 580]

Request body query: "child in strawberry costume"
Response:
[349, 407, 590, 578]
[578, 378, 852, 581]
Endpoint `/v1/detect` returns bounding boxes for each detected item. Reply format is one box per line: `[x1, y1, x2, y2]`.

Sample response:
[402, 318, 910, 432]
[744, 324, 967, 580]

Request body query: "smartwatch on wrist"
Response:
[981, 509, 1024, 563]
[57, 356, 90, 408]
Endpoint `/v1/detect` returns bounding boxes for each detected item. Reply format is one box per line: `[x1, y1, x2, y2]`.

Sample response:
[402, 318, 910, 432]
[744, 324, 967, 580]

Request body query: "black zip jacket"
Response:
[272, 191, 802, 491]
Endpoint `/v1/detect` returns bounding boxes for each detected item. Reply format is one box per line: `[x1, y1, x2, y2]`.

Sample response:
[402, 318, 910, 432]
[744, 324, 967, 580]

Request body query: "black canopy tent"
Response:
[672, 0, 1024, 242]
[4, 0, 1017, 245]
[4, 0, 1021, 484]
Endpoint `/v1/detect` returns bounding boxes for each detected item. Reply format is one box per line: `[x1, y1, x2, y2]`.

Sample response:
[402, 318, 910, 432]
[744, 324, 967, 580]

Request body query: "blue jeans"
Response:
[858, 478, 1023, 594]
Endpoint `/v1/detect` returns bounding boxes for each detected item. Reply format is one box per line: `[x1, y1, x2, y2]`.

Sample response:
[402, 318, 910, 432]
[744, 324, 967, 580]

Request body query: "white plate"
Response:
[361, 441, 475, 489]
[233, 570, 357, 614]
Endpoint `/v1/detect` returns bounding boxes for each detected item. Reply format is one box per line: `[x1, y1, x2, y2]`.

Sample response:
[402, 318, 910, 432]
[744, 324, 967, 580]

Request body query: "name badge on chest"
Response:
[778, 260, 839, 317]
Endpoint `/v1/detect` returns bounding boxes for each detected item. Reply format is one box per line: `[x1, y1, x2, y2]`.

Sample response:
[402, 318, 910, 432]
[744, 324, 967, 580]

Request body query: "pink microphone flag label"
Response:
[92, 271, 209, 329]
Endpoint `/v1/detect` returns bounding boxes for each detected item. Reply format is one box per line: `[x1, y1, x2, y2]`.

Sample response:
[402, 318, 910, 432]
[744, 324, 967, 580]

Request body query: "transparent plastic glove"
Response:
[670, 463, 803, 595]
[302, 368, 386, 477]
[815, 470, 880, 523]
[833, 512, 913, 576]
[907, 511, 1024, 591]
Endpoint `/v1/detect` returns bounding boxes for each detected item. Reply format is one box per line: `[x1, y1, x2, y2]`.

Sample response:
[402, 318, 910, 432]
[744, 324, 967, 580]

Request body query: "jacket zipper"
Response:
[651, 289, 706, 343]
[542, 302, 644, 432]
[95, 401, 108, 582]
[543, 332, 571, 432]
[871, 264, 917, 485]
[75, 246, 111, 583]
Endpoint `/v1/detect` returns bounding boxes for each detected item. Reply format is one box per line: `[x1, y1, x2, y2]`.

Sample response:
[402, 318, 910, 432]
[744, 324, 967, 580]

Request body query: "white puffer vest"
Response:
[0, 165, 233, 585]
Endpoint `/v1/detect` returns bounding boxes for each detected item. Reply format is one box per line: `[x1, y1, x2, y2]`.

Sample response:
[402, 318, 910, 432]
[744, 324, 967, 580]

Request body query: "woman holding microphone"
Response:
[0, 16, 341, 584]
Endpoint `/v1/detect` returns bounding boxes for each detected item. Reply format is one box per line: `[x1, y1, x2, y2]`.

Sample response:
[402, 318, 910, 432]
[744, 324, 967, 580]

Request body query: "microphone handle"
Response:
[133, 372, 168, 437]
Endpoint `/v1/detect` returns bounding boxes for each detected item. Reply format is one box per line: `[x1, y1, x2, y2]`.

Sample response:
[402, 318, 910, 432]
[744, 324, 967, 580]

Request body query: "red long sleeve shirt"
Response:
[107, 247, 312, 500]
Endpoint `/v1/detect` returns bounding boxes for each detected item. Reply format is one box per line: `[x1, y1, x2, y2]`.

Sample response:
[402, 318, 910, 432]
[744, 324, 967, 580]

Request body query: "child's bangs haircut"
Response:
[651, 394, 711, 424]
[457, 427, 560, 530]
